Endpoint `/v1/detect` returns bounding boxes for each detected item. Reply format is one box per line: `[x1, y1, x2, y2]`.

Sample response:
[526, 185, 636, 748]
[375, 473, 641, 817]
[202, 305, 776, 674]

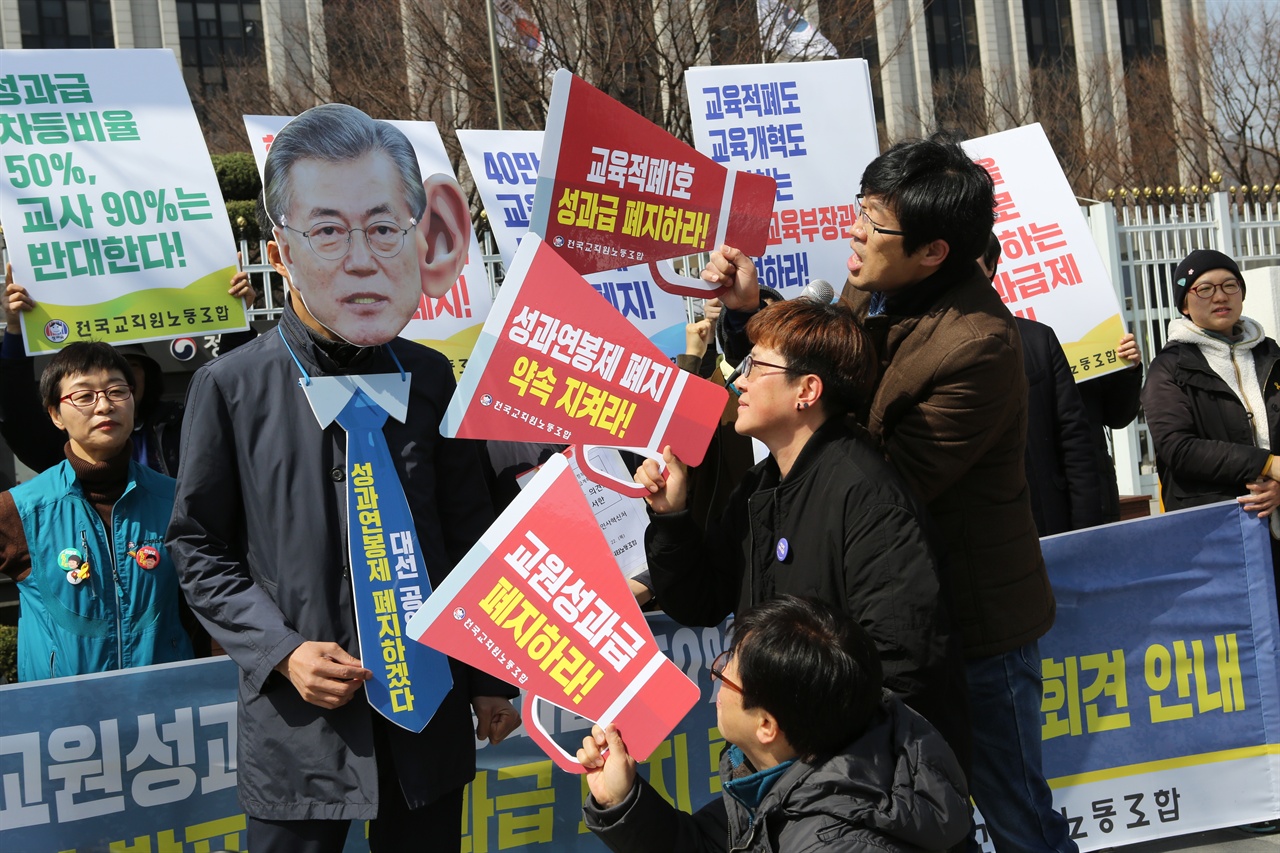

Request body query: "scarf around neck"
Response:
[1167, 315, 1270, 452]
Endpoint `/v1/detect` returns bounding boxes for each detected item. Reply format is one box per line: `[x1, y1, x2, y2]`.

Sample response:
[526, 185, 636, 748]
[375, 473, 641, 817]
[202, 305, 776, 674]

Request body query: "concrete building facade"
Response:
[2, 0, 1207, 182]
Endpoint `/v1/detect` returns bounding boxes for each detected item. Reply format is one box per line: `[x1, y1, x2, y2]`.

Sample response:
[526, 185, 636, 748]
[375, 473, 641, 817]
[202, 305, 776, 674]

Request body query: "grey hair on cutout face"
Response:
[262, 103, 427, 229]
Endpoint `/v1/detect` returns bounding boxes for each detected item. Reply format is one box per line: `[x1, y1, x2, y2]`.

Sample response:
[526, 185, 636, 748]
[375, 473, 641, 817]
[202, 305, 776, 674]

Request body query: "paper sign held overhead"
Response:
[440, 235, 727, 498]
[404, 453, 700, 773]
[687, 60, 879, 292]
[530, 69, 776, 295]
[456, 128, 695, 361]
[961, 124, 1127, 382]
[0, 50, 247, 353]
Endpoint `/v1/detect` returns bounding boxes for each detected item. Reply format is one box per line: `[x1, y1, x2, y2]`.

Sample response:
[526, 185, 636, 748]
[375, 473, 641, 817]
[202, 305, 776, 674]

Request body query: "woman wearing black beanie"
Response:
[1141, 247, 1279, 599]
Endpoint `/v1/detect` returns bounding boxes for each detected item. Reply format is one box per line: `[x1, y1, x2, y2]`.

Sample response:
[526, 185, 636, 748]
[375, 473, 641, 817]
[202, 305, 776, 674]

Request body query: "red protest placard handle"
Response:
[647, 258, 729, 299]
[525, 692, 592, 774]
[574, 444, 666, 500]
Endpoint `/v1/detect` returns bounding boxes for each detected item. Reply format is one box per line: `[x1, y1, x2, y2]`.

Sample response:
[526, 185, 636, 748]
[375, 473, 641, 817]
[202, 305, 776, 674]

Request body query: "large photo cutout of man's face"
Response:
[264, 104, 439, 347]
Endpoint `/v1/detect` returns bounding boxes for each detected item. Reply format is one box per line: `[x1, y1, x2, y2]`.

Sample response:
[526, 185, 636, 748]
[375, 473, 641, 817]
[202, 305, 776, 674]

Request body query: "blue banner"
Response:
[0, 618, 724, 853]
[0, 657, 245, 852]
[2, 502, 1276, 852]
[1032, 501, 1280, 848]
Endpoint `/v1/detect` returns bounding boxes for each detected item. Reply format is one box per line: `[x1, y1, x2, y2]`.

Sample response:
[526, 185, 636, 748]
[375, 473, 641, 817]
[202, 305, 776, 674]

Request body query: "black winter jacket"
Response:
[646, 418, 970, 773]
[1077, 363, 1142, 523]
[1016, 318, 1102, 535]
[584, 694, 971, 853]
[1141, 328, 1280, 511]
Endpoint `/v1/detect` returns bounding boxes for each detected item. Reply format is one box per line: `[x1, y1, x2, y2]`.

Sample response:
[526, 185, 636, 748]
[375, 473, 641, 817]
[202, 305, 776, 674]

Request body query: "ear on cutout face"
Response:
[418, 173, 471, 298]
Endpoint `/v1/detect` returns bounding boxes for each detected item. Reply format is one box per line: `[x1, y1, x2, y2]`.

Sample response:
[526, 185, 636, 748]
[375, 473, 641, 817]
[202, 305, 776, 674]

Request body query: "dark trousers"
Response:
[247, 719, 465, 853]
[247, 785, 464, 853]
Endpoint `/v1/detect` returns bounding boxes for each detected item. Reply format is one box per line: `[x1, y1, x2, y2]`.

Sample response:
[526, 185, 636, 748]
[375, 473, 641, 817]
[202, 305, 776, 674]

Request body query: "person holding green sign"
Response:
[0, 341, 192, 680]
[1, 262, 257, 476]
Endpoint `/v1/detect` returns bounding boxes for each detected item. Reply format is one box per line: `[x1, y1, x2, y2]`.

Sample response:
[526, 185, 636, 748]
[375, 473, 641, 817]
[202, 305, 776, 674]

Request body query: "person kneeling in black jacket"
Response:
[579, 595, 971, 853]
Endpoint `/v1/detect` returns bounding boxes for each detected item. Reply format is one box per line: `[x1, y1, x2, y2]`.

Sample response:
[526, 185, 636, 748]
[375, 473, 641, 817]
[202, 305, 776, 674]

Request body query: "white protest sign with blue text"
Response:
[0, 50, 247, 353]
[686, 60, 878, 293]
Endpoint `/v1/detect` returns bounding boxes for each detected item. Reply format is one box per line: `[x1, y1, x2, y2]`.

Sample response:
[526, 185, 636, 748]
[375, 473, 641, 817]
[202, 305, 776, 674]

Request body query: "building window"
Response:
[19, 0, 114, 48]
[925, 0, 980, 78]
[926, 0, 984, 130]
[1023, 0, 1075, 68]
[1117, 0, 1165, 66]
[1023, 0, 1082, 176]
[176, 1, 265, 92]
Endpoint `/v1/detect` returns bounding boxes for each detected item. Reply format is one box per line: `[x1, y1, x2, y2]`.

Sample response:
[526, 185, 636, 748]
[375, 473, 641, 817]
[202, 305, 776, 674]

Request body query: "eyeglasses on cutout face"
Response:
[710, 649, 743, 695]
[280, 218, 417, 261]
[1189, 280, 1241, 299]
[60, 385, 133, 410]
[854, 194, 906, 238]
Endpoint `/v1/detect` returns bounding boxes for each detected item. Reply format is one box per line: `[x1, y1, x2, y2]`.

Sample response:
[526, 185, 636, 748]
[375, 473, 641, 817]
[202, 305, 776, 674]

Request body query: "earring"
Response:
[797, 402, 809, 410]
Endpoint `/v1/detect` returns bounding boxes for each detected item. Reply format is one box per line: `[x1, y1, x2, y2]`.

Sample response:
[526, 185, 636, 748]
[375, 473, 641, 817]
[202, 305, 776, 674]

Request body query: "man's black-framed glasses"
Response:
[60, 385, 133, 409]
[281, 218, 417, 261]
[738, 353, 800, 380]
[854, 194, 906, 237]
[1189, 280, 1241, 299]
[710, 650, 743, 695]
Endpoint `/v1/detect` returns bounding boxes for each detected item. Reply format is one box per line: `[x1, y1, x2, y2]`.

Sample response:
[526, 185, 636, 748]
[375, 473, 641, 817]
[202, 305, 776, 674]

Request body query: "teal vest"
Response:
[10, 459, 192, 681]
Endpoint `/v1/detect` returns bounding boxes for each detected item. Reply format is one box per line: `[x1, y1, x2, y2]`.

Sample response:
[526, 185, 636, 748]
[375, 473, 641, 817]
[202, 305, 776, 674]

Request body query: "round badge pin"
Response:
[776, 538, 789, 561]
[67, 568, 84, 585]
[44, 319, 70, 344]
[134, 545, 160, 570]
[58, 548, 84, 572]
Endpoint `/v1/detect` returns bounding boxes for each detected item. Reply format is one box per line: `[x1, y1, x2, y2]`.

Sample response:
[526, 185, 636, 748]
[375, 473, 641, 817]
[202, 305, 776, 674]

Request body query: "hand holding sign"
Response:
[531, 70, 776, 296]
[634, 446, 690, 514]
[699, 245, 763, 311]
[578, 724, 637, 808]
[404, 453, 700, 773]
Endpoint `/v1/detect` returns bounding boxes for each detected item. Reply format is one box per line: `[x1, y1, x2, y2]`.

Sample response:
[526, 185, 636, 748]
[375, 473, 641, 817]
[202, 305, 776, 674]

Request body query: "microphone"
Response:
[725, 362, 745, 394]
[797, 279, 835, 304]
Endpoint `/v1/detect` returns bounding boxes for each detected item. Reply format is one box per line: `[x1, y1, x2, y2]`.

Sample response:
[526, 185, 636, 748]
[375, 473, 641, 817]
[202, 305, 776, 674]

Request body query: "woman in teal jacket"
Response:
[0, 341, 191, 680]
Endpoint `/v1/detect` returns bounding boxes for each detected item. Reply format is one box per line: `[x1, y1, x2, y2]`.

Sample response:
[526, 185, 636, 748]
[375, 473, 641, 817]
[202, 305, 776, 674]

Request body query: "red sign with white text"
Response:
[403, 453, 700, 773]
[530, 69, 775, 285]
[441, 235, 727, 497]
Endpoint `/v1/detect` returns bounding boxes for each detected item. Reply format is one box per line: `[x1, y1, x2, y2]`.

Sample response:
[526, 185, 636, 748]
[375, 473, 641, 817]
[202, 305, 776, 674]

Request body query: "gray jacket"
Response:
[167, 305, 506, 820]
[584, 694, 971, 852]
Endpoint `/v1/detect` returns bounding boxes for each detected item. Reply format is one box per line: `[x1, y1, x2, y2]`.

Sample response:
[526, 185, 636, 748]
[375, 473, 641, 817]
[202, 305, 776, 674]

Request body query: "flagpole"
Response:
[484, 0, 508, 130]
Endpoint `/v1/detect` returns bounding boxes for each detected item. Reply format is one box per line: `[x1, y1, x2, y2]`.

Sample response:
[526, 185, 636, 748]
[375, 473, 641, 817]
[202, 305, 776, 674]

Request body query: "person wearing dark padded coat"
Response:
[977, 235, 1101, 536]
[1141, 248, 1280, 589]
[579, 595, 970, 853]
[634, 298, 970, 781]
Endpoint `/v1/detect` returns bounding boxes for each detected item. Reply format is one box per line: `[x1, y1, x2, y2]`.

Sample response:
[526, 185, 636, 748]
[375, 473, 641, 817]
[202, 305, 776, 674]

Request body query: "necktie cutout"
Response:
[334, 387, 454, 732]
[281, 328, 452, 732]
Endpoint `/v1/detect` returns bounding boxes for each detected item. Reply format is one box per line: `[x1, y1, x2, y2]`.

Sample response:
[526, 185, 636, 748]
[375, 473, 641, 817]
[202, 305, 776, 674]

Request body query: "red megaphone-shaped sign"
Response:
[404, 453, 700, 773]
[530, 69, 776, 296]
[441, 234, 727, 497]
